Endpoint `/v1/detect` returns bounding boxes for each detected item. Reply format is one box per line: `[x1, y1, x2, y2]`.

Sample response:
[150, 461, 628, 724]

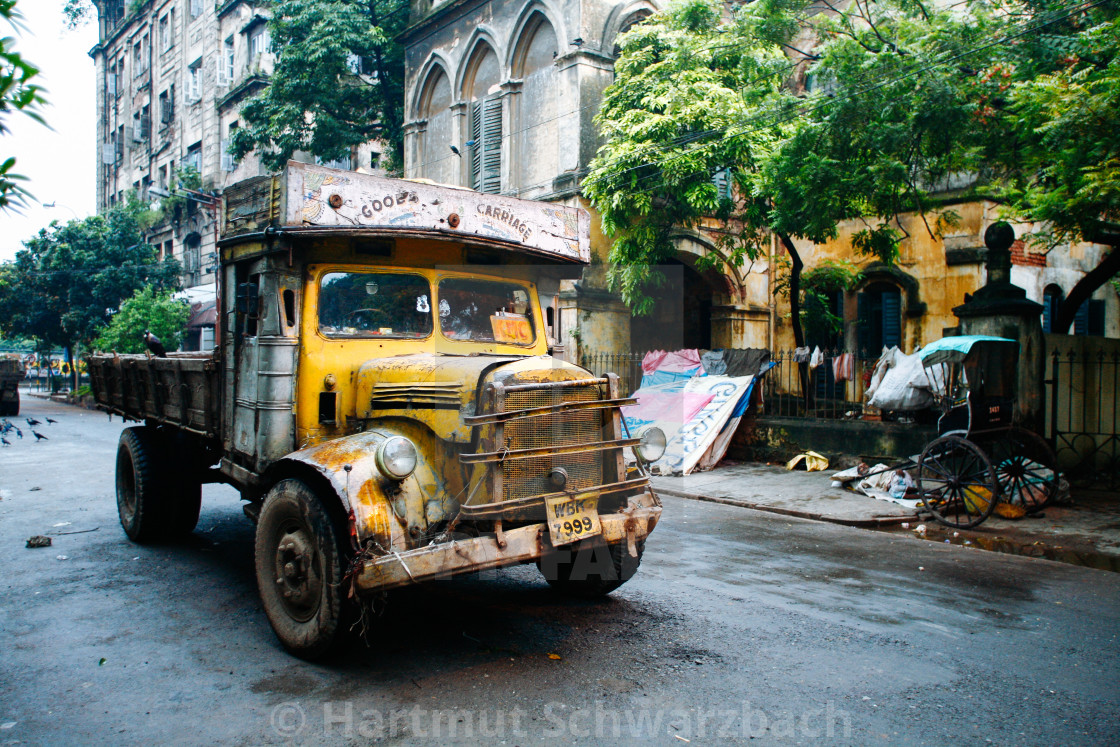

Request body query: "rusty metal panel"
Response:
[282, 161, 590, 263]
[501, 383, 604, 502]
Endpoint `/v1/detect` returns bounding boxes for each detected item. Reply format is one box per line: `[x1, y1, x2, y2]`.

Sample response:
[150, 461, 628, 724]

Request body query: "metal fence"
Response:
[1045, 341, 1120, 489]
[580, 349, 877, 420]
[579, 352, 646, 396]
[761, 349, 876, 419]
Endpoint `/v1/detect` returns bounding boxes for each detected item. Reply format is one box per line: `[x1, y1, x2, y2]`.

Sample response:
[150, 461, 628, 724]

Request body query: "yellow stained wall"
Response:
[772, 202, 990, 354]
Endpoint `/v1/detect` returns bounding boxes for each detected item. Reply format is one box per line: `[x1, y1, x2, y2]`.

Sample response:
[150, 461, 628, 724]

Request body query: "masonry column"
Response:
[952, 221, 1045, 430]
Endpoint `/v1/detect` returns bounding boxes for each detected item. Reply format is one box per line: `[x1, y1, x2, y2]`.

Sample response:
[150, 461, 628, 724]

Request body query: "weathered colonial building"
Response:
[399, 0, 777, 355]
[90, 0, 281, 291]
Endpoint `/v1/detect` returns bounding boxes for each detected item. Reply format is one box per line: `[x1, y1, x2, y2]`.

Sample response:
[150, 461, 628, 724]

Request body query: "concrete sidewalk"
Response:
[652, 461, 1120, 572]
[651, 461, 919, 527]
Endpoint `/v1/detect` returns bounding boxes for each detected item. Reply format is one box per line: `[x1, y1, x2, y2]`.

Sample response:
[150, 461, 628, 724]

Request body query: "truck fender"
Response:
[267, 428, 457, 552]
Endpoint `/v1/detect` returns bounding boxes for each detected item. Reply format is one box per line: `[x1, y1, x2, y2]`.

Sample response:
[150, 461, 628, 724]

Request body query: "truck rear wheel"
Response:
[255, 479, 351, 660]
[116, 427, 170, 543]
[538, 539, 644, 597]
[116, 427, 201, 542]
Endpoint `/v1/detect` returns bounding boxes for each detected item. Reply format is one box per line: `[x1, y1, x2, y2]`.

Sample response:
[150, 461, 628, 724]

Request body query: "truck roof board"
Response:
[282, 162, 591, 264]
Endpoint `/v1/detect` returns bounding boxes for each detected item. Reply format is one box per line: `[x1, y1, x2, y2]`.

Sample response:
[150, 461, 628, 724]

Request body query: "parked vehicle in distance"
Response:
[0, 355, 25, 415]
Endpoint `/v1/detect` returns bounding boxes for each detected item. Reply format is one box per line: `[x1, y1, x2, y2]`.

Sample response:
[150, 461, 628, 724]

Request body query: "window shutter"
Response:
[712, 168, 731, 200]
[221, 139, 235, 172]
[469, 101, 482, 190]
[107, 73, 117, 98]
[101, 143, 115, 164]
[1088, 299, 1105, 336]
[881, 288, 901, 349]
[1074, 300, 1090, 336]
[480, 97, 502, 194]
[216, 55, 228, 87]
[856, 292, 870, 355]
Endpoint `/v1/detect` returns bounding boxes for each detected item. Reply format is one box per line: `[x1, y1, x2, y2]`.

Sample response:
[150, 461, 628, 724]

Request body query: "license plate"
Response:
[544, 493, 602, 546]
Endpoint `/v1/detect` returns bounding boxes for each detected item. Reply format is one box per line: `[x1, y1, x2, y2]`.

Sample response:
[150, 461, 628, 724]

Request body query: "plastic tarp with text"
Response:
[622, 375, 757, 475]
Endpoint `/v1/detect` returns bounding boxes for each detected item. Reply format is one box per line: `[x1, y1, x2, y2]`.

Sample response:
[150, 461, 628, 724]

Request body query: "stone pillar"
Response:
[711, 304, 769, 349]
[557, 284, 631, 364]
[952, 222, 1045, 431]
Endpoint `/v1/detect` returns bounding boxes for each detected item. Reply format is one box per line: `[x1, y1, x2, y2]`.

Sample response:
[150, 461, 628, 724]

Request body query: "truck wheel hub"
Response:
[275, 528, 319, 616]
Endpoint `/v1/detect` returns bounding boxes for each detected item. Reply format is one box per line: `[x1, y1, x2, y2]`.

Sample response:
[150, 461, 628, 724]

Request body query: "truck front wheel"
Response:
[538, 539, 644, 597]
[255, 479, 351, 660]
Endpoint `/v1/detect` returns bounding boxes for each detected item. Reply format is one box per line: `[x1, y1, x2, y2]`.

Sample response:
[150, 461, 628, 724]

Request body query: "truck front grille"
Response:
[502, 384, 604, 501]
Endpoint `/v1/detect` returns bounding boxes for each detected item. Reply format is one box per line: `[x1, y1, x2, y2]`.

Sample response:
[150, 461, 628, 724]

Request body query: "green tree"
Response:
[987, 9, 1120, 332]
[229, 0, 408, 173]
[1, 0, 47, 212]
[586, 0, 1120, 343]
[0, 197, 181, 386]
[94, 285, 190, 354]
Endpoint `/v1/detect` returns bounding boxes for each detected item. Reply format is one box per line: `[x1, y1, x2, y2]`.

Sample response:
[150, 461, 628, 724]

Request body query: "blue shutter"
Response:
[1074, 300, 1090, 336]
[882, 289, 901, 348]
[857, 292, 871, 355]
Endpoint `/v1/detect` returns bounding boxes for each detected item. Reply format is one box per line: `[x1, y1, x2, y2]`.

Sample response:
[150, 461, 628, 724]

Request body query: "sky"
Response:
[0, 0, 98, 263]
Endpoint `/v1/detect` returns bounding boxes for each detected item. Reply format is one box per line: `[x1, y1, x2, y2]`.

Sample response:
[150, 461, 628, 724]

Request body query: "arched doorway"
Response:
[629, 259, 715, 351]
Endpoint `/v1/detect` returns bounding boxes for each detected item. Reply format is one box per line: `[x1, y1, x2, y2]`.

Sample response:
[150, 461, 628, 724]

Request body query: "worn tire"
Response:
[539, 539, 644, 597]
[116, 427, 171, 543]
[164, 433, 203, 537]
[255, 479, 351, 660]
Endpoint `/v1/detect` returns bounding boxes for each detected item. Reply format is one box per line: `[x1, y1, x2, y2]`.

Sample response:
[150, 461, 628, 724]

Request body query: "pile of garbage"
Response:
[622, 348, 774, 475]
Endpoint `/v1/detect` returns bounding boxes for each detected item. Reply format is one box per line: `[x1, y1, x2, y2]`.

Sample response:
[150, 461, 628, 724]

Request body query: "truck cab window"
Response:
[236, 274, 261, 337]
[319, 272, 433, 339]
[438, 277, 535, 345]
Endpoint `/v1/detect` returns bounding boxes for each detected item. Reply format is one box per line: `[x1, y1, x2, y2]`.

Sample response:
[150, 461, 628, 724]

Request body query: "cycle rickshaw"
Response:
[915, 335, 1060, 529]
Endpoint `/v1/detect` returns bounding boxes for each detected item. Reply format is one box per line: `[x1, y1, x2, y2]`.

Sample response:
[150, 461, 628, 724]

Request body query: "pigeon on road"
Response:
[46, 417, 58, 425]
[26, 417, 41, 426]
[32, 430, 47, 441]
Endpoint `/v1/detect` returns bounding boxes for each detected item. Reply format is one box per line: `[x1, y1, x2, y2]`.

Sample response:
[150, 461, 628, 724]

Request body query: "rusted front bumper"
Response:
[352, 491, 661, 594]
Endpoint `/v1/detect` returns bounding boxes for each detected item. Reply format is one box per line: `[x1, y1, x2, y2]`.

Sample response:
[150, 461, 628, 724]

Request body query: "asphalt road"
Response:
[2, 394, 1119, 746]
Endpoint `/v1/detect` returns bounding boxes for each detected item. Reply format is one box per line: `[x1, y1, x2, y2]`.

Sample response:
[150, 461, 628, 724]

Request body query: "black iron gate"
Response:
[1045, 342, 1120, 489]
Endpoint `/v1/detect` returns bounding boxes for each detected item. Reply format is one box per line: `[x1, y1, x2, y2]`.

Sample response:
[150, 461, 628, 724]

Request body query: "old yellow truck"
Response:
[88, 163, 663, 659]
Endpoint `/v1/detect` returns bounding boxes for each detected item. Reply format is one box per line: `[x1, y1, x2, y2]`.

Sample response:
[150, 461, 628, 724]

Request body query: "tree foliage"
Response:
[0, 0, 46, 212]
[0, 198, 181, 357]
[586, 0, 1120, 341]
[229, 0, 408, 173]
[94, 285, 190, 354]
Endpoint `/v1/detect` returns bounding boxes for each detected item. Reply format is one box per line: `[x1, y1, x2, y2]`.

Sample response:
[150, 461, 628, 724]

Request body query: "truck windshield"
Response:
[438, 278, 535, 345]
[319, 272, 433, 339]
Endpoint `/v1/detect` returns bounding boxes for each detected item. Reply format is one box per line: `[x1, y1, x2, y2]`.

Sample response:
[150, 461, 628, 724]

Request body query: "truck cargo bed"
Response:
[87, 352, 220, 438]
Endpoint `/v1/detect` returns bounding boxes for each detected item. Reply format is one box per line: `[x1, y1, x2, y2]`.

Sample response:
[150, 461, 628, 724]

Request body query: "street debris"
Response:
[49, 527, 99, 536]
[785, 451, 828, 472]
[25, 535, 51, 548]
[547, 653, 562, 660]
[56, 555, 69, 560]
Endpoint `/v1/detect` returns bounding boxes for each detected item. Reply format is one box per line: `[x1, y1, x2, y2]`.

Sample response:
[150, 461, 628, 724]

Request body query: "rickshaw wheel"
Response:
[917, 435, 1000, 529]
[987, 427, 1059, 514]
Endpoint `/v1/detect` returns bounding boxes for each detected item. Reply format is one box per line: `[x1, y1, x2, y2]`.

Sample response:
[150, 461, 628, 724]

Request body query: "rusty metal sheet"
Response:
[284, 162, 591, 264]
[353, 496, 662, 593]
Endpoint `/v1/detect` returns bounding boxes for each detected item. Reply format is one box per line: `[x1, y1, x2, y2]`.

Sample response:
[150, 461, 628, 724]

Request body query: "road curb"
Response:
[655, 486, 917, 528]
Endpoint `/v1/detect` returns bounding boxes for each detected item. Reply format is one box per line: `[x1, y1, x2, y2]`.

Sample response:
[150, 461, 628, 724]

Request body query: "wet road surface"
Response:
[2, 395, 1119, 745]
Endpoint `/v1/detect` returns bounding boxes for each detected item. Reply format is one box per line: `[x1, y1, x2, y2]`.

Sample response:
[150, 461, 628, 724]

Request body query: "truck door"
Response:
[224, 262, 299, 473]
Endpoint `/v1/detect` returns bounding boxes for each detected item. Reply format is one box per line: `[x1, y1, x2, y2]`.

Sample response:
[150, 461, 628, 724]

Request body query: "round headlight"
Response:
[375, 436, 417, 480]
[634, 427, 667, 463]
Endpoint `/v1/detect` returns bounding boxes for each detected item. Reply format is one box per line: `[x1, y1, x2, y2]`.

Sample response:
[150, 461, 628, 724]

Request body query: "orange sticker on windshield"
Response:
[490, 315, 532, 344]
